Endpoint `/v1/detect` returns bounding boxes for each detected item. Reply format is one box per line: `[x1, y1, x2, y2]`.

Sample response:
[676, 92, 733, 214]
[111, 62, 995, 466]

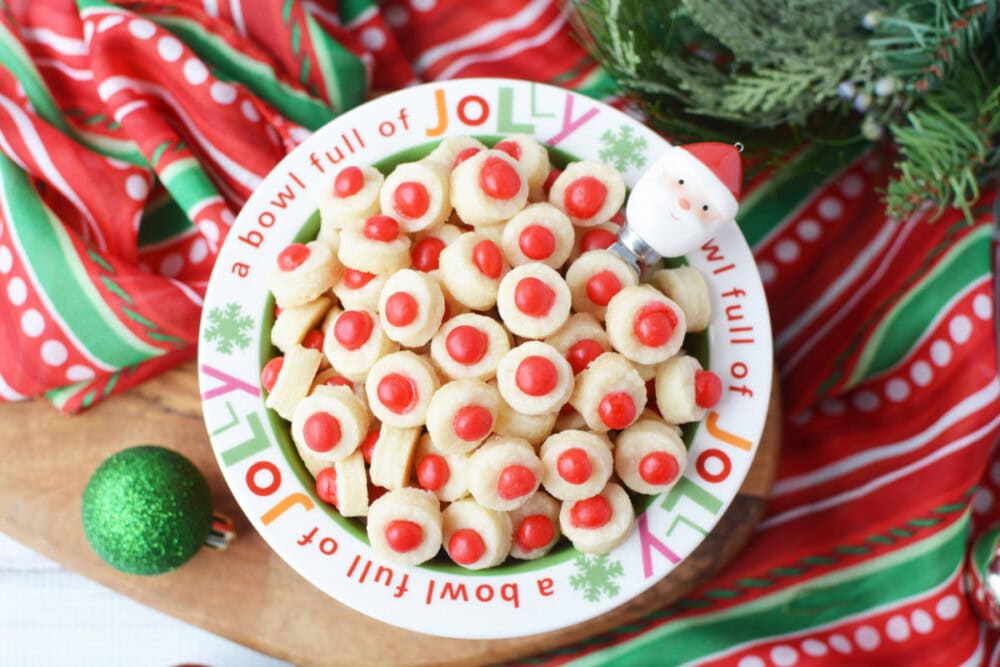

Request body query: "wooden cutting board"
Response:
[0, 361, 781, 667]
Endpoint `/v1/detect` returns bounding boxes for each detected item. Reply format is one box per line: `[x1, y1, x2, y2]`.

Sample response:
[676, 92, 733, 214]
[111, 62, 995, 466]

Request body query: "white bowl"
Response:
[198, 78, 773, 639]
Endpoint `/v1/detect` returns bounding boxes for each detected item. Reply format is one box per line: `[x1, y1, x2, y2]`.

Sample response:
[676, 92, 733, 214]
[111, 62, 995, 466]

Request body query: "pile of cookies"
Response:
[262, 135, 720, 569]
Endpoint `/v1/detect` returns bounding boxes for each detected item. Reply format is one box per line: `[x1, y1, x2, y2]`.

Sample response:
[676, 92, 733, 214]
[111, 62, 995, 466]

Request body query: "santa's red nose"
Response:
[678, 197, 691, 211]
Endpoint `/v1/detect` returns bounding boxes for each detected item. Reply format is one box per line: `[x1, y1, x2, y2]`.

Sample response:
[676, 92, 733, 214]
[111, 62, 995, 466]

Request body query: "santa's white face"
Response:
[625, 147, 739, 258]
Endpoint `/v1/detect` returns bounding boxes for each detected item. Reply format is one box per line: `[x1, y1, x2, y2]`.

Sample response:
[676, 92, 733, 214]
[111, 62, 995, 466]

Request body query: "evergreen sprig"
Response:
[574, 0, 1000, 220]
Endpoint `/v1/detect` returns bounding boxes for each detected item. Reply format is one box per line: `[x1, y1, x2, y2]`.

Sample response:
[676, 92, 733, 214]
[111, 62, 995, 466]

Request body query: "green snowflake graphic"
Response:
[599, 125, 648, 172]
[203, 303, 253, 355]
[569, 554, 624, 602]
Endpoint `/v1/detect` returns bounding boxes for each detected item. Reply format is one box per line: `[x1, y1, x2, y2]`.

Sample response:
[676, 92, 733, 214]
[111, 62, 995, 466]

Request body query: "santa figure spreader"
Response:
[611, 142, 743, 271]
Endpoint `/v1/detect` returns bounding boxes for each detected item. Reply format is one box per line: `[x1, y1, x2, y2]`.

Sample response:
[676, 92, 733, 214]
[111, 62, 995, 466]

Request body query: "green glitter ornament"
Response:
[82, 446, 213, 575]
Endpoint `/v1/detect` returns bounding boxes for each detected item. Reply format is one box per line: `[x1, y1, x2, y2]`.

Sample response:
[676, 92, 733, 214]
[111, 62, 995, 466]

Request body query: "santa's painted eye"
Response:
[678, 179, 685, 185]
[702, 205, 709, 211]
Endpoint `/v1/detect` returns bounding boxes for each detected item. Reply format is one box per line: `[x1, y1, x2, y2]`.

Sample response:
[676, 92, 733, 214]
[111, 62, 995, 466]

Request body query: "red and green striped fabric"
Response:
[1, 2, 998, 665]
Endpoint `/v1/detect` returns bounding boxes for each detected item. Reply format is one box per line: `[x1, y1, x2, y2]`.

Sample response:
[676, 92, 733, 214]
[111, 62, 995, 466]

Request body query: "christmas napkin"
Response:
[1, 1, 998, 665]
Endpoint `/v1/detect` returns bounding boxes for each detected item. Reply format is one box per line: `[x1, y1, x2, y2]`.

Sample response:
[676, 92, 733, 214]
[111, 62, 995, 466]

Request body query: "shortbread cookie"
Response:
[508, 491, 560, 560]
[264, 344, 324, 421]
[606, 285, 687, 365]
[615, 417, 688, 495]
[425, 379, 501, 454]
[559, 482, 635, 554]
[365, 351, 440, 428]
[565, 250, 639, 320]
[494, 396, 558, 447]
[451, 149, 528, 226]
[569, 352, 646, 432]
[380, 159, 452, 233]
[655, 355, 722, 424]
[544, 312, 611, 375]
[322, 308, 398, 381]
[270, 295, 333, 353]
[496, 341, 574, 415]
[413, 433, 469, 502]
[367, 488, 442, 566]
[332, 450, 370, 517]
[427, 136, 487, 170]
[430, 313, 510, 381]
[317, 225, 340, 254]
[338, 215, 412, 275]
[570, 223, 618, 261]
[333, 268, 388, 312]
[554, 406, 587, 432]
[378, 269, 446, 347]
[411, 223, 463, 274]
[312, 368, 371, 418]
[467, 435, 543, 511]
[267, 241, 341, 308]
[474, 221, 505, 248]
[496, 264, 572, 339]
[368, 423, 421, 490]
[540, 430, 614, 501]
[492, 135, 551, 201]
[318, 165, 383, 231]
[290, 385, 370, 475]
[549, 161, 626, 227]
[438, 231, 509, 310]
[500, 203, 574, 269]
[442, 498, 512, 569]
[651, 266, 711, 333]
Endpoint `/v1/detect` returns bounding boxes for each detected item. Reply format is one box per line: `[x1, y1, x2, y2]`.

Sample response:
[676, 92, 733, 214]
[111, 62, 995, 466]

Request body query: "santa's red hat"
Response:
[681, 142, 742, 202]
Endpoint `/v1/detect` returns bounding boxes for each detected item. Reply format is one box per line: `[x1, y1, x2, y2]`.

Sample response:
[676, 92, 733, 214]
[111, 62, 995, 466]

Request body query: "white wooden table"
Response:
[0, 533, 291, 666]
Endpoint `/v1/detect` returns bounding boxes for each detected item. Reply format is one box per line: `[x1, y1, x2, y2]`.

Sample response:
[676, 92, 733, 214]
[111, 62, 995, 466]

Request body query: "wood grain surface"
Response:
[0, 361, 781, 667]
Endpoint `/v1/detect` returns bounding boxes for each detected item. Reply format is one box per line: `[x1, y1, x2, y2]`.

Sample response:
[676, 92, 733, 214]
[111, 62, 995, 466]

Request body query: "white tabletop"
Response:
[0, 533, 291, 667]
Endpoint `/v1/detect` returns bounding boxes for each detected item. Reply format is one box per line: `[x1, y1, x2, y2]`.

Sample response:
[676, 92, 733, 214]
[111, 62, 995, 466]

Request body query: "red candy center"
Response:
[472, 240, 503, 279]
[364, 215, 400, 242]
[497, 465, 537, 500]
[633, 302, 678, 347]
[494, 139, 522, 160]
[453, 147, 481, 168]
[579, 228, 617, 253]
[303, 412, 342, 452]
[334, 166, 364, 198]
[385, 520, 423, 553]
[543, 168, 562, 196]
[566, 339, 604, 375]
[416, 454, 450, 491]
[519, 224, 556, 260]
[301, 329, 324, 351]
[516, 515, 555, 551]
[315, 468, 338, 506]
[261, 356, 284, 392]
[570, 495, 612, 529]
[377, 373, 417, 414]
[333, 310, 373, 350]
[695, 370, 723, 408]
[479, 156, 522, 200]
[453, 405, 494, 441]
[639, 451, 680, 486]
[564, 177, 607, 220]
[392, 181, 430, 219]
[385, 292, 418, 327]
[323, 375, 352, 389]
[515, 355, 558, 396]
[411, 237, 446, 272]
[277, 243, 310, 271]
[360, 428, 380, 464]
[343, 268, 375, 289]
[585, 271, 622, 307]
[557, 447, 592, 485]
[446, 325, 488, 365]
[598, 391, 636, 430]
[514, 277, 556, 317]
[448, 529, 486, 565]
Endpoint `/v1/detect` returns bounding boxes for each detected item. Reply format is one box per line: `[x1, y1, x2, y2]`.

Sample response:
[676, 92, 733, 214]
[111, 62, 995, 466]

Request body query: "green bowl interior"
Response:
[260, 137, 708, 576]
